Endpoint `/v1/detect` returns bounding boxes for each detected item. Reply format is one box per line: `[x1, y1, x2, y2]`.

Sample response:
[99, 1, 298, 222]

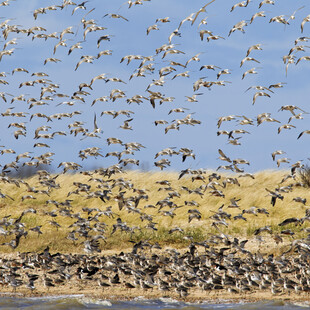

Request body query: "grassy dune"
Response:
[0, 169, 308, 254]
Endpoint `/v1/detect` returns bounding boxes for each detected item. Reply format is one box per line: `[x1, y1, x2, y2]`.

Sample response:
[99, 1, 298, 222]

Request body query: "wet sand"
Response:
[2, 284, 310, 304]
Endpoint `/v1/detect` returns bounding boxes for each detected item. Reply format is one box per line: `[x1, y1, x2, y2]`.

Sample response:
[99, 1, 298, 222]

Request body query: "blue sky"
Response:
[0, 0, 309, 173]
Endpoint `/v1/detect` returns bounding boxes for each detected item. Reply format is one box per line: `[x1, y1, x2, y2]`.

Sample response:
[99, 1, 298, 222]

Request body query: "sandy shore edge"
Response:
[1, 287, 310, 305]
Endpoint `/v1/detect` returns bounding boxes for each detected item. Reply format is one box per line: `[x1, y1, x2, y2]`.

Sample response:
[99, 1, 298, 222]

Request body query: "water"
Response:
[0, 296, 309, 310]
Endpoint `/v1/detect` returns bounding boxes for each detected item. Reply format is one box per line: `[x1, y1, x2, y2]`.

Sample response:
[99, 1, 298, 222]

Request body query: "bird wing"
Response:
[191, 0, 216, 25]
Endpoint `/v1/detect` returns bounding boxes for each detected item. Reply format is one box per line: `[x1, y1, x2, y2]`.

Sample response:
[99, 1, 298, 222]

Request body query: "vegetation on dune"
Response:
[298, 164, 310, 188]
[0, 169, 308, 255]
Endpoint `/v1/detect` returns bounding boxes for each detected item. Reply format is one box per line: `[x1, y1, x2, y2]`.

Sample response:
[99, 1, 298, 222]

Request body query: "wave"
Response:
[0, 296, 308, 309]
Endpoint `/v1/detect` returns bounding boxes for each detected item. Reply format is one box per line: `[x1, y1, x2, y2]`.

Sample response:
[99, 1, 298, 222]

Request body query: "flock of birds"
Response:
[0, 0, 309, 298]
[2, 240, 310, 297]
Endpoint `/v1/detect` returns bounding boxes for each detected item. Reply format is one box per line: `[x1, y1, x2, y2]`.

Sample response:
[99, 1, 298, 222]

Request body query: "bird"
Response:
[230, 1, 251, 12]
[12, 67, 29, 75]
[252, 91, 270, 105]
[168, 29, 181, 44]
[288, 113, 303, 124]
[206, 35, 225, 42]
[103, 13, 129, 22]
[269, 82, 286, 89]
[44, 58, 61, 65]
[185, 53, 203, 67]
[191, 0, 217, 26]
[172, 71, 190, 80]
[258, 0, 275, 9]
[242, 67, 259, 80]
[287, 6, 305, 23]
[199, 29, 213, 42]
[279, 105, 308, 115]
[72, 1, 89, 15]
[228, 20, 247, 36]
[269, 15, 289, 25]
[68, 42, 83, 55]
[288, 45, 310, 56]
[294, 36, 310, 45]
[297, 130, 310, 139]
[240, 56, 260, 67]
[228, 197, 241, 208]
[217, 115, 238, 128]
[279, 218, 300, 226]
[217, 69, 231, 79]
[250, 11, 266, 24]
[277, 157, 291, 167]
[271, 150, 286, 161]
[168, 107, 189, 115]
[146, 24, 159, 35]
[198, 16, 208, 28]
[200, 64, 221, 71]
[218, 149, 231, 163]
[156, 17, 170, 23]
[278, 124, 296, 134]
[265, 188, 284, 206]
[301, 14, 310, 33]
[296, 56, 310, 65]
[246, 44, 263, 57]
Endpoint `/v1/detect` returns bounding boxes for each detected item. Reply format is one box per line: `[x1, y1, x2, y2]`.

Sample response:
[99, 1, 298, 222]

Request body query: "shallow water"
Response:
[0, 296, 309, 310]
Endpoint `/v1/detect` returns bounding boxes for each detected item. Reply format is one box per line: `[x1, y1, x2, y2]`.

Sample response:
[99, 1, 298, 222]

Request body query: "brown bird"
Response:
[240, 56, 260, 67]
[191, 0, 216, 26]
[297, 130, 310, 139]
[252, 91, 270, 105]
[271, 150, 286, 161]
[230, 0, 251, 12]
[250, 11, 266, 24]
[265, 188, 284, 206]
[301, 14, 310, 33]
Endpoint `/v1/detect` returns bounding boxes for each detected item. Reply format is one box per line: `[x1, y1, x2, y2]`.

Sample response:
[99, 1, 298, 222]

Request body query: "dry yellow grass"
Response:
[0, 169, 308, 254]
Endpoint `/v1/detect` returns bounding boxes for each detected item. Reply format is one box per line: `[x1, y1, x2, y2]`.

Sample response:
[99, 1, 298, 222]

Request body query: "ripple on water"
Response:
[0, 297, 309, 310]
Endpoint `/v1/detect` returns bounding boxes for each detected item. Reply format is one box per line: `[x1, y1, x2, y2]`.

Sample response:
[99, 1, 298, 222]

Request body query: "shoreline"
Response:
[1, 248, 310, 305]
[0, 290, 310, 305]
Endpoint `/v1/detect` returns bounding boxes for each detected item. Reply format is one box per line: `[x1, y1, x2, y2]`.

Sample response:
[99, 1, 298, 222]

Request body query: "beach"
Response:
[1, 244, 310, 305]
